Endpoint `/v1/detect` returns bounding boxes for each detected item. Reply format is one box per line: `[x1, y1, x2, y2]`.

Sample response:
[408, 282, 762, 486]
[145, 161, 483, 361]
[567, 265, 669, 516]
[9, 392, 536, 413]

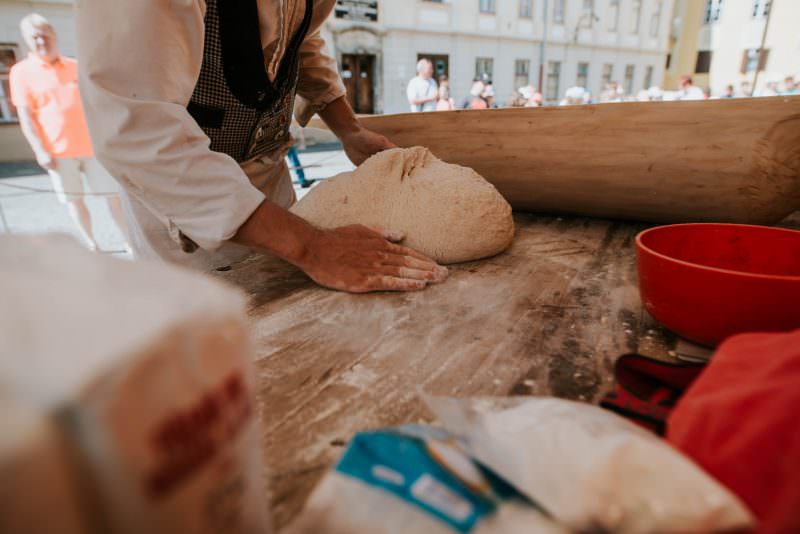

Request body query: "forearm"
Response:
[317, 95, 361, 138]
[17, 108, 49, 158]
[232, 199, 318, 267]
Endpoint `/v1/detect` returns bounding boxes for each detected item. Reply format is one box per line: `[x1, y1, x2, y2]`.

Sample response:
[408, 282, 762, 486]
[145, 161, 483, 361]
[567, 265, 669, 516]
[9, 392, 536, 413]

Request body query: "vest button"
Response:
[273, 132, 283, 140]
[255, 127, 265, 140]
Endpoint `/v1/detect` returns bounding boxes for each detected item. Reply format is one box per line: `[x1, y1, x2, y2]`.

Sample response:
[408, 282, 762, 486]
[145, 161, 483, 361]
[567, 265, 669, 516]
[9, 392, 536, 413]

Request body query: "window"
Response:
[581, 0, 595, 27]
[751, 0, 770, 18]
[514, 59, 530, 89]
[608, 0, 620, 31]
[576, 62, 589, 88]
[649, 1, 662, 37]
[624, 64, 635, 94]
[475, 57, 494, 79]
[703, 0, 724, 24]
[0, 45, 18, 123]
[553, 0, 565, 24]
[602, 63, 613, 86]
[519, 0, 533, 18]
[480, 0, 496, 14]
[631, 0, 642, 33]
[546, 61, 561, 101]
[695, 51, 712, 73]
[335, 0, 379, 22]
[643, 65, 653, 89]
[740, 48, 769, 73]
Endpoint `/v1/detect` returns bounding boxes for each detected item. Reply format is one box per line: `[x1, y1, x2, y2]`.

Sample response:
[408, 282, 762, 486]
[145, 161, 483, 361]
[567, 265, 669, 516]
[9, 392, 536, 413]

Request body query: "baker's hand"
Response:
[297, 225, 448, 293]
[340, 126, 396, 166]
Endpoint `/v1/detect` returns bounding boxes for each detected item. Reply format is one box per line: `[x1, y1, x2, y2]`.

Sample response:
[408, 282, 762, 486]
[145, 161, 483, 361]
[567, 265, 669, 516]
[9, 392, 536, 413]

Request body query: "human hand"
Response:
[340, 126, 396, 166]
[297, 225, 448, 293]
[36, 152, 55, 170]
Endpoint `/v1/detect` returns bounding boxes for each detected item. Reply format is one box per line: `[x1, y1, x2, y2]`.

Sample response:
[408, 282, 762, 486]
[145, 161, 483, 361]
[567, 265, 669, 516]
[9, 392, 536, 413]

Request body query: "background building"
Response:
[329, 0, 676, 113]
[665, 0, 800, 94]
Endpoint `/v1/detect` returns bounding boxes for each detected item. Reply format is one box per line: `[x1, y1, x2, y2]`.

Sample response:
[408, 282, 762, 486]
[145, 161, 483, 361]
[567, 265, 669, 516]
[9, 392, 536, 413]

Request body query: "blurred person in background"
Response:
[560, 86, 590, 106]
[482, 80, 496, 108]
[507, 89, 527, 108]
[676, 75, 704, 100]
[600, 81, 623, 103]
[407, 58, 438, 112]
[435, 85, 455, 111]
[758, 81, 779, 97]
[780, 76, 798, 95]
[517, 85, 543, 107]
[10, 13, 129, 253]
[462, 79, 487, 109]
[739, 81, 753, 97]
[721, 84, 736, 98]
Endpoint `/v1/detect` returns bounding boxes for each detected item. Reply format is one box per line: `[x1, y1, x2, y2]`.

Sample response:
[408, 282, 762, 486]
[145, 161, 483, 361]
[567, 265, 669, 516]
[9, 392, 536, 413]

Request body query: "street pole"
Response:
[751, 0, 774, 94]
[538, 0, 549, 94]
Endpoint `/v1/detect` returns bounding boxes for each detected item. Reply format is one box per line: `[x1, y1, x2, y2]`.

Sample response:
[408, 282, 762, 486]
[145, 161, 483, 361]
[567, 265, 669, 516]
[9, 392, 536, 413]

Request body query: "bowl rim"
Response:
[636, 223, 800, 282]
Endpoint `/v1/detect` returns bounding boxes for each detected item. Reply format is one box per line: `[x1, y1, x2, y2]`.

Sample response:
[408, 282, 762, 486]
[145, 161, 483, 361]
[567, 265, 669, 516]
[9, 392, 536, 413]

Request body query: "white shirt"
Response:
[76, 0, 345, 252]
[677, 85, 705, 101]
[406, 76, 438, 112]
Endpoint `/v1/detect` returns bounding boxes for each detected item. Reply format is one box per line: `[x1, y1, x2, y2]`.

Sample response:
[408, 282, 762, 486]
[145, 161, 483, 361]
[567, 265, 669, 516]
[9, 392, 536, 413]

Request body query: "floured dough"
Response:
[291, 146, 515, 264]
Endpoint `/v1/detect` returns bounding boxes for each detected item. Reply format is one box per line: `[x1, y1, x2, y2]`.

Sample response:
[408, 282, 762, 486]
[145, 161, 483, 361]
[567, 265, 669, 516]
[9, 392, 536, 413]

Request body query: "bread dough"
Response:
[291, 147, 515, 264]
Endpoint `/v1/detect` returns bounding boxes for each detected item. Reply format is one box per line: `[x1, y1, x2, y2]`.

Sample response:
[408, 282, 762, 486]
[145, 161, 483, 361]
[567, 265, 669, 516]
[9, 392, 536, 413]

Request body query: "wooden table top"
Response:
[216, 211, 799, 529]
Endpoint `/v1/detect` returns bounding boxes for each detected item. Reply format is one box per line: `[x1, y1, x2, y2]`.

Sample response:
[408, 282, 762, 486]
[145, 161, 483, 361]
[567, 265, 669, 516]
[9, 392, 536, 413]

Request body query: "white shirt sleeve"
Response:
[76, 0, 265, 252]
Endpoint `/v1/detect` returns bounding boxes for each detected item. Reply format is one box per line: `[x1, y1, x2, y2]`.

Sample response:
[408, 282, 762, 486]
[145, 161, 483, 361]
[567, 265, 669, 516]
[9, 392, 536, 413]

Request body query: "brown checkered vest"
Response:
[187, 0, 313, 163]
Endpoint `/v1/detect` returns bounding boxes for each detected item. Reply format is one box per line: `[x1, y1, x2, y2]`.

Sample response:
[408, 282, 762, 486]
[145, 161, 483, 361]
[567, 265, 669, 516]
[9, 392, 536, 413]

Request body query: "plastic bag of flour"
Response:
[285, 425, 565, 534]
[424, 396, 755, 533]
[0, 394, 88, 534]
[0, 235, 270, 534]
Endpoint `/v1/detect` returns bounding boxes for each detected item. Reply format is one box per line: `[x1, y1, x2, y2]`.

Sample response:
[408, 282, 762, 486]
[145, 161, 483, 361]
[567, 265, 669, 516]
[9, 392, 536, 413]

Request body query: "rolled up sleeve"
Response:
[76, 0, 265, 251]
[294, 0, 346, 125]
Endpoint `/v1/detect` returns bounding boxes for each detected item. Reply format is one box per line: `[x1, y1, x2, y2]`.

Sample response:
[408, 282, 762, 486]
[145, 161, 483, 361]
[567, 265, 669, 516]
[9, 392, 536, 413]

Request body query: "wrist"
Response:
[232, 200, 319, 266]
[319, 96, 361, 138]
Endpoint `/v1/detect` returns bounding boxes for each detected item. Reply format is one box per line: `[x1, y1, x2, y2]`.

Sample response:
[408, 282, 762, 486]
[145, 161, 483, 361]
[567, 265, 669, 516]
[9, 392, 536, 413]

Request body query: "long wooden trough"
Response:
[313, 96, 800, 224]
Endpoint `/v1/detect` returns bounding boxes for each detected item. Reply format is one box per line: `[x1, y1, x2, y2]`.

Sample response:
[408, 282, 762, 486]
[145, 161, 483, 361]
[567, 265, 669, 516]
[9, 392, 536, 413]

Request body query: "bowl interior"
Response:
[639, 224, 800, 278]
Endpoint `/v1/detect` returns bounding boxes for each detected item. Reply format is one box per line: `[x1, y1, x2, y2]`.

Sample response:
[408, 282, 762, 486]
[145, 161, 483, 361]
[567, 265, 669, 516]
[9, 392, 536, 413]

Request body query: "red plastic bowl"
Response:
[636, 223, 800, 347]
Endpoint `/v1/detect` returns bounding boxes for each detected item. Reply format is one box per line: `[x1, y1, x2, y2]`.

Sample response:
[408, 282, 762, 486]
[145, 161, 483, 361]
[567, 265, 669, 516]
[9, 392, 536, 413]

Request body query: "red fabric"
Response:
[667, 330, 800, 534]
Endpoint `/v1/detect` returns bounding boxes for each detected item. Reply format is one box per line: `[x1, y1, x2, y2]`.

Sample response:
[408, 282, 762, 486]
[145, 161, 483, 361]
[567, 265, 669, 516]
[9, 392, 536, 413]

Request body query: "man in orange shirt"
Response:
[10, 14, 129, 252]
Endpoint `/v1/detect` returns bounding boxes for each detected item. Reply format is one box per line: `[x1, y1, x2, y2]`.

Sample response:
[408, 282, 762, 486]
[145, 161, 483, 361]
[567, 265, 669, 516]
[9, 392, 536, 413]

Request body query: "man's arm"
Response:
[294, 2, 395, 165]
[317, 96, 395, 166]
[16, 106, 54, 170]
[8, 69, 54, 170]
[232, 200, 448, 293]
[77, 0, 445, 292]
[76, 0, 265, 251]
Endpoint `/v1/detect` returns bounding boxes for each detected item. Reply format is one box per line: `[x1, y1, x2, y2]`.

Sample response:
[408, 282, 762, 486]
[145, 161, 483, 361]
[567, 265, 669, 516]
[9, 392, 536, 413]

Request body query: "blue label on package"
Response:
[335, 425, 526, 532]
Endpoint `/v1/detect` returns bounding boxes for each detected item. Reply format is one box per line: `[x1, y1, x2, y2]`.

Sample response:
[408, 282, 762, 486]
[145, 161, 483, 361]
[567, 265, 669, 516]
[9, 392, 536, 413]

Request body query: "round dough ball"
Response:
[290, 146, 515, 264]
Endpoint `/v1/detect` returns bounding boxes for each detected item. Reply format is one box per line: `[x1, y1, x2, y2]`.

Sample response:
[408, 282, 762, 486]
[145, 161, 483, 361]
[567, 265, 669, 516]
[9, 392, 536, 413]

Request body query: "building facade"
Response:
[0, 0, 679, 160]
[665, 0, 800, 94]
[328, 0, 676, 113]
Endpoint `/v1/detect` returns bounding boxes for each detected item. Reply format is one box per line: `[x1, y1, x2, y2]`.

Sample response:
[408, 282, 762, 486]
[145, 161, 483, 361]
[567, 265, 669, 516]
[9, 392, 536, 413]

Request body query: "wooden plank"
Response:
[309, 97, 800, 224]
[216, 214, 679, 529]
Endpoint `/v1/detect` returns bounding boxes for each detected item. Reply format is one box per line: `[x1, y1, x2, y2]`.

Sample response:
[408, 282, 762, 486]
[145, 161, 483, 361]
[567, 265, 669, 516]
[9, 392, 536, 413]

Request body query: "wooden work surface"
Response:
[217, 211, 799, 530]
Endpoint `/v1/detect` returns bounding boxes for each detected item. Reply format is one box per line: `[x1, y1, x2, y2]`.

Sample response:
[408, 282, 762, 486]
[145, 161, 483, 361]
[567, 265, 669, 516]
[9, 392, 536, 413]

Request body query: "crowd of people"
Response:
[407, 58, 800, 112]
